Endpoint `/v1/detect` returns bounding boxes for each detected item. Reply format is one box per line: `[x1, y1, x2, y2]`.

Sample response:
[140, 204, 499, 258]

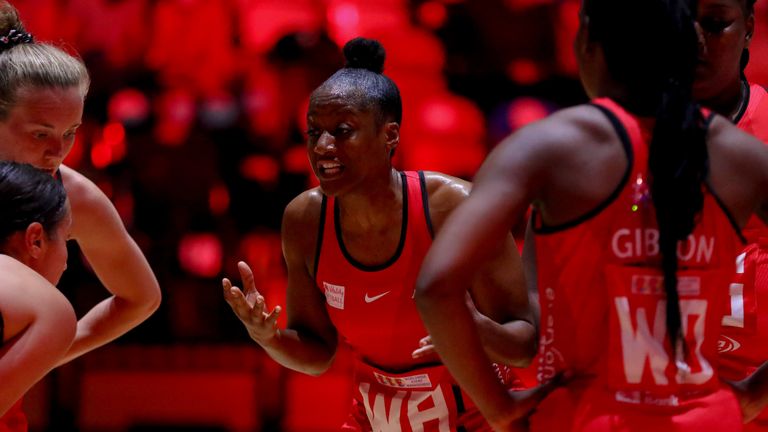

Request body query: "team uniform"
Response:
[719, 83, 768, 431]
[528, 99, 744, 431]
[0, 400, 25, 432]
[315, 171, 490, 432]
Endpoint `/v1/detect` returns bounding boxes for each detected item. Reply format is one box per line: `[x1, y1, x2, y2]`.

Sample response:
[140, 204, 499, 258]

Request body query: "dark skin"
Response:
[223, 83, 536, 376]
[695, 0, 768, 423]
[694, 0, 755, 118]
[415, 16, 768, 431]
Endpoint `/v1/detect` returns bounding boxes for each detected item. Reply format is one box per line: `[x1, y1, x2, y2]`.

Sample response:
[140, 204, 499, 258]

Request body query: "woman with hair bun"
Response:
[416, 0, 768, 430]
[0, 161, 76, 422]
[224, 37, 536, 431]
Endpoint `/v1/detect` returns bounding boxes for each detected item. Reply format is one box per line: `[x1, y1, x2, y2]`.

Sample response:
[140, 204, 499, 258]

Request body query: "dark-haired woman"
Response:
[0, 0, 160, 361]
[0, 161, 76, 422]
[0, 3, 160, 428]
[415, 0, 768, 430]
[223, 37, 536, 431]
[695, 1, 768, 430]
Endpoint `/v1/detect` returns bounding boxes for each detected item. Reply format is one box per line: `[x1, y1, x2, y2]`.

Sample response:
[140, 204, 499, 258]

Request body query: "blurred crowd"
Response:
[17, 0, 768, 340]
[11, 0, 768, 429]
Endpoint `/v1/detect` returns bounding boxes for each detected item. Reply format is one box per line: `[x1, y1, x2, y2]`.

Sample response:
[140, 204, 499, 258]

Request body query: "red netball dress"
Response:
[0, 399, 26, 432]
[719, 83, 768, 431]
[528, 99, 744, 432]
[315, 171, 491, 432]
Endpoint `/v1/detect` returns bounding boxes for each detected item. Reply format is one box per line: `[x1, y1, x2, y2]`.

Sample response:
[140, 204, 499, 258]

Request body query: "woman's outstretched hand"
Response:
[222, 261, 282, 346]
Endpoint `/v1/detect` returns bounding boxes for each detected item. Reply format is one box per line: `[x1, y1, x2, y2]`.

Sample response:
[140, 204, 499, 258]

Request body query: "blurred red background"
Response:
[11, 0, 768, 430]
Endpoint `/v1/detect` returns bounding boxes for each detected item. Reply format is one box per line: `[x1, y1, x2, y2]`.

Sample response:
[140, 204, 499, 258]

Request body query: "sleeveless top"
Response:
[314, 171, 492, 431]
[529, 98, 744, 431]
[719, 83, 768, 430]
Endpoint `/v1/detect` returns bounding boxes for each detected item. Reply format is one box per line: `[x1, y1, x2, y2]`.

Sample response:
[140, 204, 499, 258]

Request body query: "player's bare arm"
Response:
[58, 165, 161, 364]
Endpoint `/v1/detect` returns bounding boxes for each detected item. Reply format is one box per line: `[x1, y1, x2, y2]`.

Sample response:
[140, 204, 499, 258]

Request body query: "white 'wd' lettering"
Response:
[614, 297, 712, 386]
[615, 297, 669, 385]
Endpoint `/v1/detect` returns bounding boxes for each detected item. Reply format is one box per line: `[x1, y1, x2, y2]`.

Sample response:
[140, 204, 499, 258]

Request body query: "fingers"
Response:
[223, 264, 283, 345]
[253, 295, 266, 319]
[412, 345, 436, 358]
[236, 261, 266, 309]
[238, 261, 260, 295]
[222, 278, 254, 319]
[266, 305, 282, 327]
[412, 335, 436, 358]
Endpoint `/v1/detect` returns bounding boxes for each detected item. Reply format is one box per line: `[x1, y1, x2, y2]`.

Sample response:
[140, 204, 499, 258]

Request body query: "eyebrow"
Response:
[699, 1, 738, 10]
[29, 122, 82, 129]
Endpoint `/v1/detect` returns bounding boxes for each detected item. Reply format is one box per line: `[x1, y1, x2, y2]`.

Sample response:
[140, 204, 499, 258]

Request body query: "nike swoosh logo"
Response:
[364, 291, 391, 303]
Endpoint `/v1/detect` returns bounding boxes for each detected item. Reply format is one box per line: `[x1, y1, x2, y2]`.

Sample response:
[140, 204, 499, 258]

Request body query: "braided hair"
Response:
[584, 0, 706, 346]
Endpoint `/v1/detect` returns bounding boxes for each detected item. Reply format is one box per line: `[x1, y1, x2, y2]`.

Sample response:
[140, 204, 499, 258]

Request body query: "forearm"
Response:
[1, 308, 76, 413]
[64, 253, 160, 366]
[416, 289, 519, 427]
[58, 294, 156, 365]
[475, 313, 537, 367]
[740, 361, 768, 422]
[86, 246, 162, 313]
[257, 328, 337, 376]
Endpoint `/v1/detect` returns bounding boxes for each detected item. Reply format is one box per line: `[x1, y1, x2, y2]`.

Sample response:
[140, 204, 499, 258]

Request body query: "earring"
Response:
[740, 48, 750, 74]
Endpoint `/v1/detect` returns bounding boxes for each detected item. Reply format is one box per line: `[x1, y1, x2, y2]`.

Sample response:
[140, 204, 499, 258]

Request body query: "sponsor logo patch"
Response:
[373, 372, 433, 389]
[630, 275, 700, 296]
[323, 282, 345, 310]
[718, 335, 742, 353]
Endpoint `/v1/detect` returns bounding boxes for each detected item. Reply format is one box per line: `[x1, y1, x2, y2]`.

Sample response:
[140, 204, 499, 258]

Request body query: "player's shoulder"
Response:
[0, 255, 53, 293]
[282, 188, 325, 254]
[58, 165, 109, 208]
[284, 187, 325, 224]
[511, 104, 616, 148]
[419, 171, 470, 207]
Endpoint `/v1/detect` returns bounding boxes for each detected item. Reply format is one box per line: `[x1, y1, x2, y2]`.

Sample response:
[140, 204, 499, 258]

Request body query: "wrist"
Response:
[250, 328, 280, 349]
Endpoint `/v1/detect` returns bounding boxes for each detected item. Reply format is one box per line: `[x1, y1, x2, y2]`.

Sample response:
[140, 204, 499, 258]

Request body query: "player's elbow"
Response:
[414, 269, 455, 314]
[131, 279, 162, 317]
[145, 282, 162, 313]
[509, 321, 538, 368]
[297, 351, 336, 377]
[305, 360, 333, 377]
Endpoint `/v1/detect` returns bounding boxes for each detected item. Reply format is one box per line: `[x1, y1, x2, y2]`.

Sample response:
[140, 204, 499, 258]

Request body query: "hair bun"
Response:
[343, 37, 385, 74]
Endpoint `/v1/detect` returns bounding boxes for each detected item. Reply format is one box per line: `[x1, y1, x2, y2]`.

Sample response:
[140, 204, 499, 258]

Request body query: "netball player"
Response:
[416, 0, 768, 430]
[224, 37, 536, 431]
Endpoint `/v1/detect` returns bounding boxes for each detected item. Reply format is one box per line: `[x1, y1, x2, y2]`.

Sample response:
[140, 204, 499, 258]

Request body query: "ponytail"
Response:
[584, 0, 707, 346]
[647, 0, 707, 345]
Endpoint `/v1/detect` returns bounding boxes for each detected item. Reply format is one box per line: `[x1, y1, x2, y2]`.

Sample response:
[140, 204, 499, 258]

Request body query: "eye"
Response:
[698, 17, 732, 33]
[64, 130, 77, 140]
[33, 131, 49, 140]
[334, 126, 352, 137]
[306, 129, 321, 140]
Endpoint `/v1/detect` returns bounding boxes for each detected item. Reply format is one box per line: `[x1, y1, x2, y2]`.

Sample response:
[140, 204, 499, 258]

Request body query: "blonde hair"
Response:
[0, 1, 90, 119]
